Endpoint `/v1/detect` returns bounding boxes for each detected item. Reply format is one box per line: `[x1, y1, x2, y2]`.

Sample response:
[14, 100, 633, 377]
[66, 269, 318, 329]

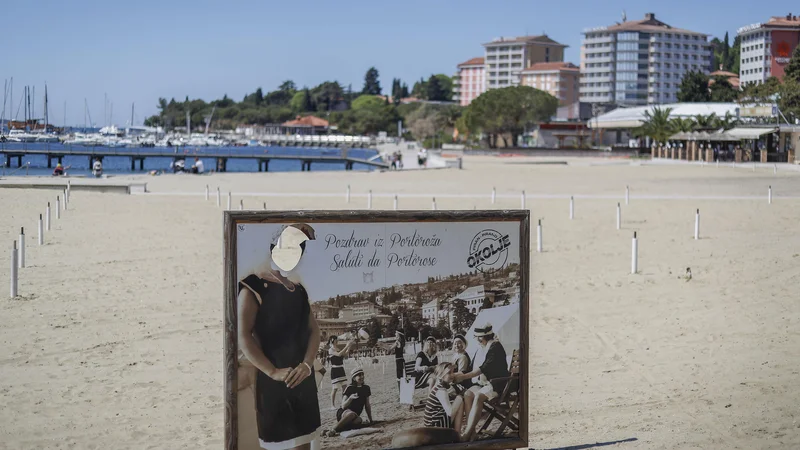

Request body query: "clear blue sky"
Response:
[2, 0, 794, 126]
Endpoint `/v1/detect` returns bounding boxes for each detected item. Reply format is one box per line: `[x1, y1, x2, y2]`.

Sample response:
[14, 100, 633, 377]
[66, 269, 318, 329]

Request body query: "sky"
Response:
[1, 0, 793, 126]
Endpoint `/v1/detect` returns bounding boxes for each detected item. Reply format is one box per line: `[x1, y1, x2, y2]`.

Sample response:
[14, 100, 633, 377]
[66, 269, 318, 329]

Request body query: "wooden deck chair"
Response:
[475, 349, 521, 439]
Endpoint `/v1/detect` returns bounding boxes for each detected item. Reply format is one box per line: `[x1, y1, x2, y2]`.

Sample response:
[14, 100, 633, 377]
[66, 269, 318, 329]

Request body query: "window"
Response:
[618, 32, 639, 41]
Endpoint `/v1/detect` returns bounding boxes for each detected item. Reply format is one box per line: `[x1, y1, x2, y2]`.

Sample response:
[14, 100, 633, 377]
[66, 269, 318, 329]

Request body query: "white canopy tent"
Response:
[465, 304, 520, 380]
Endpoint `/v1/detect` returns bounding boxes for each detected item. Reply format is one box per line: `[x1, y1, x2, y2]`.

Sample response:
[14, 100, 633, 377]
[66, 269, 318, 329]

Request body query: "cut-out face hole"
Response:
[271, 224, 312, 272]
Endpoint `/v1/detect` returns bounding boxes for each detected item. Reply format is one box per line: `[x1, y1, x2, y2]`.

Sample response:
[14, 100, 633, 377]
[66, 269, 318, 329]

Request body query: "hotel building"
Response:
[519, 62, 580, 105]
[737, 14, 800, 86]
[580, 13, 713, 106]
[482, 35, 567, 90]
[453, 57, 486, 106]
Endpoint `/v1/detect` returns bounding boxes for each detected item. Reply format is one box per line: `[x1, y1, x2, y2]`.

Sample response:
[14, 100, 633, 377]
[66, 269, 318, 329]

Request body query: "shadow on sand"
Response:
[533, 437, 638, 450]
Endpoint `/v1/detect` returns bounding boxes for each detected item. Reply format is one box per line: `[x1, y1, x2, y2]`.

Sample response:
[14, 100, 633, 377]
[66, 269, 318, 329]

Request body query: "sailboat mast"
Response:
[131, 103, 134, 128]
[31, 86, 35, 129]
[44, 84, 49, 133]
[64, 101, 67, 131]
[2, 79, 6, 132]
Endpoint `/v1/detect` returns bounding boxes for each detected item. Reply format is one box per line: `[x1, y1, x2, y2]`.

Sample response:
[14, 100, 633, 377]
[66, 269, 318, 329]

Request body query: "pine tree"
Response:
[721, 32, 730, 71]
[362, 67, 381, 95]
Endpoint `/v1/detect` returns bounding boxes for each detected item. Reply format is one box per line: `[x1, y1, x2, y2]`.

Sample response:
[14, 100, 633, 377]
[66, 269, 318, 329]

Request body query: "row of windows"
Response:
[586, 32, 705, 42]
[742, 31, 766, 41]
[617, 42, 649, 51]
[616, 62, 648, 71]
[616, 51, 649, 61]
[488, 63, 523, 69]
[486, 46, 523, 52]
[743, 55, 768, 64]
[743, 43, 765, 53]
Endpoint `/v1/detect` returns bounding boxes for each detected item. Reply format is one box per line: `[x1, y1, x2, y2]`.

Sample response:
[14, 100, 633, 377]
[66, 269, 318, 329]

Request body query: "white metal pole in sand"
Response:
[768, 186, 772, 204]
[346, 185, 351, 203]
[64, 189, 68, 208]
[774, 164, 777, 175]
[536, 220, 542, 253]
[616, 203, 621, 230]
[695, 209, 700, 240]
[432, 197, 437, 210]
[216, 187, 221, 207]
[56, 196, 61, 219]
[625, 186, 630, 205]
[239, 200, 243, 211]
[631, 232, 638, 275]
[716, 160, 719, 168]
[46, 203, 51, 231]
[569, 196, 574, 220]
[10, 241, 18, 298]
[38, 215, 43, 246]
[393, 195, 398, 211]
[18, 228, 25, 269]
[205, 185, 209, 201]
[227, 192, 232, 210]
[367, 190, 372, 209]
[491, 187, 496, 204]
[263, 202, 267, 210]
[520, 191, 526, 209]
[752, 162, 756, 172]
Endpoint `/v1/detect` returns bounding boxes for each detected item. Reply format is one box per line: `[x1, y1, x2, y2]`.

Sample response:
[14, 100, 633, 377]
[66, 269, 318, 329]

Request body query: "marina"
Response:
[0, 142, 388, 174]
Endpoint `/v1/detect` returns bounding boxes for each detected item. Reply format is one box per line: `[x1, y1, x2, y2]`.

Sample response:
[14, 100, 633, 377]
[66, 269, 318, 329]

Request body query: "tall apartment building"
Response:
[452, 57, 486, 106]
[580, 13, 712, 106]
[737, 14, 800, 86]
[482, 35, 567, 90]
[519, 62, 580, 105]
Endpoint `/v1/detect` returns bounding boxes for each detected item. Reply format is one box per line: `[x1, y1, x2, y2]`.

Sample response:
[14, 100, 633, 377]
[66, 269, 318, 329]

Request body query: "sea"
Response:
[0, 143, 380, 177]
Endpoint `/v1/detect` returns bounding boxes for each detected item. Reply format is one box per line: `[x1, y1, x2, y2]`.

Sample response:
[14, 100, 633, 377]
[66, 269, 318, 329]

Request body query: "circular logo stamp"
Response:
[467, 229, 511, 273]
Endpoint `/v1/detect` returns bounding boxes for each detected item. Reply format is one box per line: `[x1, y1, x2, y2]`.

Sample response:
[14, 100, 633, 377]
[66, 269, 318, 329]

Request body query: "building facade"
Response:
[520, 62, 581, 105]
[580, 13, 712, 106]
[737, 14, 800, 86]
[453, 57, 486, 106]
[482, 35, 567, 90]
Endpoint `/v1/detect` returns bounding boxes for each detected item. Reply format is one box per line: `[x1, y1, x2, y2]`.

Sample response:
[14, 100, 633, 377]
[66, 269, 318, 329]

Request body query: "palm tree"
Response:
[635, 107, 674, 144]
[717, 111, 739, 131]
[670, 117, 695, 133]
[693, 113, 719, 131]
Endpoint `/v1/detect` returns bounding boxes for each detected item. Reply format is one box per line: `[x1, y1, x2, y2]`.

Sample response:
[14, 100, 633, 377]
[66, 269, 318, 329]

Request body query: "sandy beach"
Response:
[1, 156, 800, 449]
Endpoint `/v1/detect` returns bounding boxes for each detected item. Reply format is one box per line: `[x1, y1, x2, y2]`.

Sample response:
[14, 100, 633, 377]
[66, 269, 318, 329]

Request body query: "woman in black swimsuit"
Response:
[237, 225, 321, 450]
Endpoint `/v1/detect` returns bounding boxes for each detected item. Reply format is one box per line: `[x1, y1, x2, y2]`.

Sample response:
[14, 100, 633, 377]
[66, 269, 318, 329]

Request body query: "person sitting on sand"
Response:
[323, 367, 373, 437]
[423, 362, 465, 432]
[53, 163, 65, 176]
[452, 323, 510, 442]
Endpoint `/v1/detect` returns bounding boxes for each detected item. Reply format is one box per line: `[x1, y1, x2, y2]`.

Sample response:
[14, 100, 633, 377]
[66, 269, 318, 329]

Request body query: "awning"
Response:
[724, 127, 777, 140]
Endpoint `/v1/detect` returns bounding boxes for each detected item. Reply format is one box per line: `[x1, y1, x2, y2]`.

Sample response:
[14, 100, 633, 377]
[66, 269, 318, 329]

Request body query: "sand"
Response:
[1, 156, 800, 449]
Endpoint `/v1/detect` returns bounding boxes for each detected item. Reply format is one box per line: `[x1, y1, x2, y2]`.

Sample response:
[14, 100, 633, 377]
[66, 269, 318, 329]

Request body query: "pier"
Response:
[0, 143, 389, 172]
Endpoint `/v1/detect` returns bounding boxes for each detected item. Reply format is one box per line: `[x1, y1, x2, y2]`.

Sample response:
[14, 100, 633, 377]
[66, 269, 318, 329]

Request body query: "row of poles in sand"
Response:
[196, 181, 775, 276]
[9, 183, 71, 298]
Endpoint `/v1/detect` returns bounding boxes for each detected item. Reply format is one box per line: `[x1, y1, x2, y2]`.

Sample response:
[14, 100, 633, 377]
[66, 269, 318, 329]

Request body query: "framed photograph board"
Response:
[224, 210, 530, 450]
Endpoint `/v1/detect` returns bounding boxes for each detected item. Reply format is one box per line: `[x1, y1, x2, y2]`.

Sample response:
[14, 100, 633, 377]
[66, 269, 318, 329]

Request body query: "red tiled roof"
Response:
[458, 57, 485, 67]
[282, 115, 329, 127]
[710, 70, 737, 78]
[483, 35, 567, 47]
[599, 13, 707, 36]
[765, 15, 800, 28]
[520, 62, 579, 72]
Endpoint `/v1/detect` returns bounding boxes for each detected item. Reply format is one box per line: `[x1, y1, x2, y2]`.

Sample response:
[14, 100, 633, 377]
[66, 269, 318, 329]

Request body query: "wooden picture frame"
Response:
[224, 210, 530, 450]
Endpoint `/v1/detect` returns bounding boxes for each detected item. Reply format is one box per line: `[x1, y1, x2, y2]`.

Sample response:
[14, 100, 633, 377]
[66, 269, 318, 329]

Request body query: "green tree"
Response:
[710, 76, 738, 102]
[670, 117, 695, 133]
[466, 86, 558, 147]
[634, 107, 674, 144]
[779, 78, 800, 122]
[426, 75, 445, 101]
[677, 70, 711, 102]
[784, 44, 800, 84]
[279, 80, 296, 92]
[362, 67, 382, 95]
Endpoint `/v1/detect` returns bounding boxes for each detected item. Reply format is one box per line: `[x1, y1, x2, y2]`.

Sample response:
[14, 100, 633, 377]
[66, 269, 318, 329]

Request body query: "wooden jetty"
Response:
[0, 145, 388, 171]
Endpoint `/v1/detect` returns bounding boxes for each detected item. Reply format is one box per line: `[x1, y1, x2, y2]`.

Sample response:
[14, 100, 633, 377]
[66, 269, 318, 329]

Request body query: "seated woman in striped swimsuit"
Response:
[423, 362, 465, 432]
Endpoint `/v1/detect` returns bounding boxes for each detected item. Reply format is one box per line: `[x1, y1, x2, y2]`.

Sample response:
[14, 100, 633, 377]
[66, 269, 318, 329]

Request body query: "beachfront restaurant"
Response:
[589, 102, 800, 164]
